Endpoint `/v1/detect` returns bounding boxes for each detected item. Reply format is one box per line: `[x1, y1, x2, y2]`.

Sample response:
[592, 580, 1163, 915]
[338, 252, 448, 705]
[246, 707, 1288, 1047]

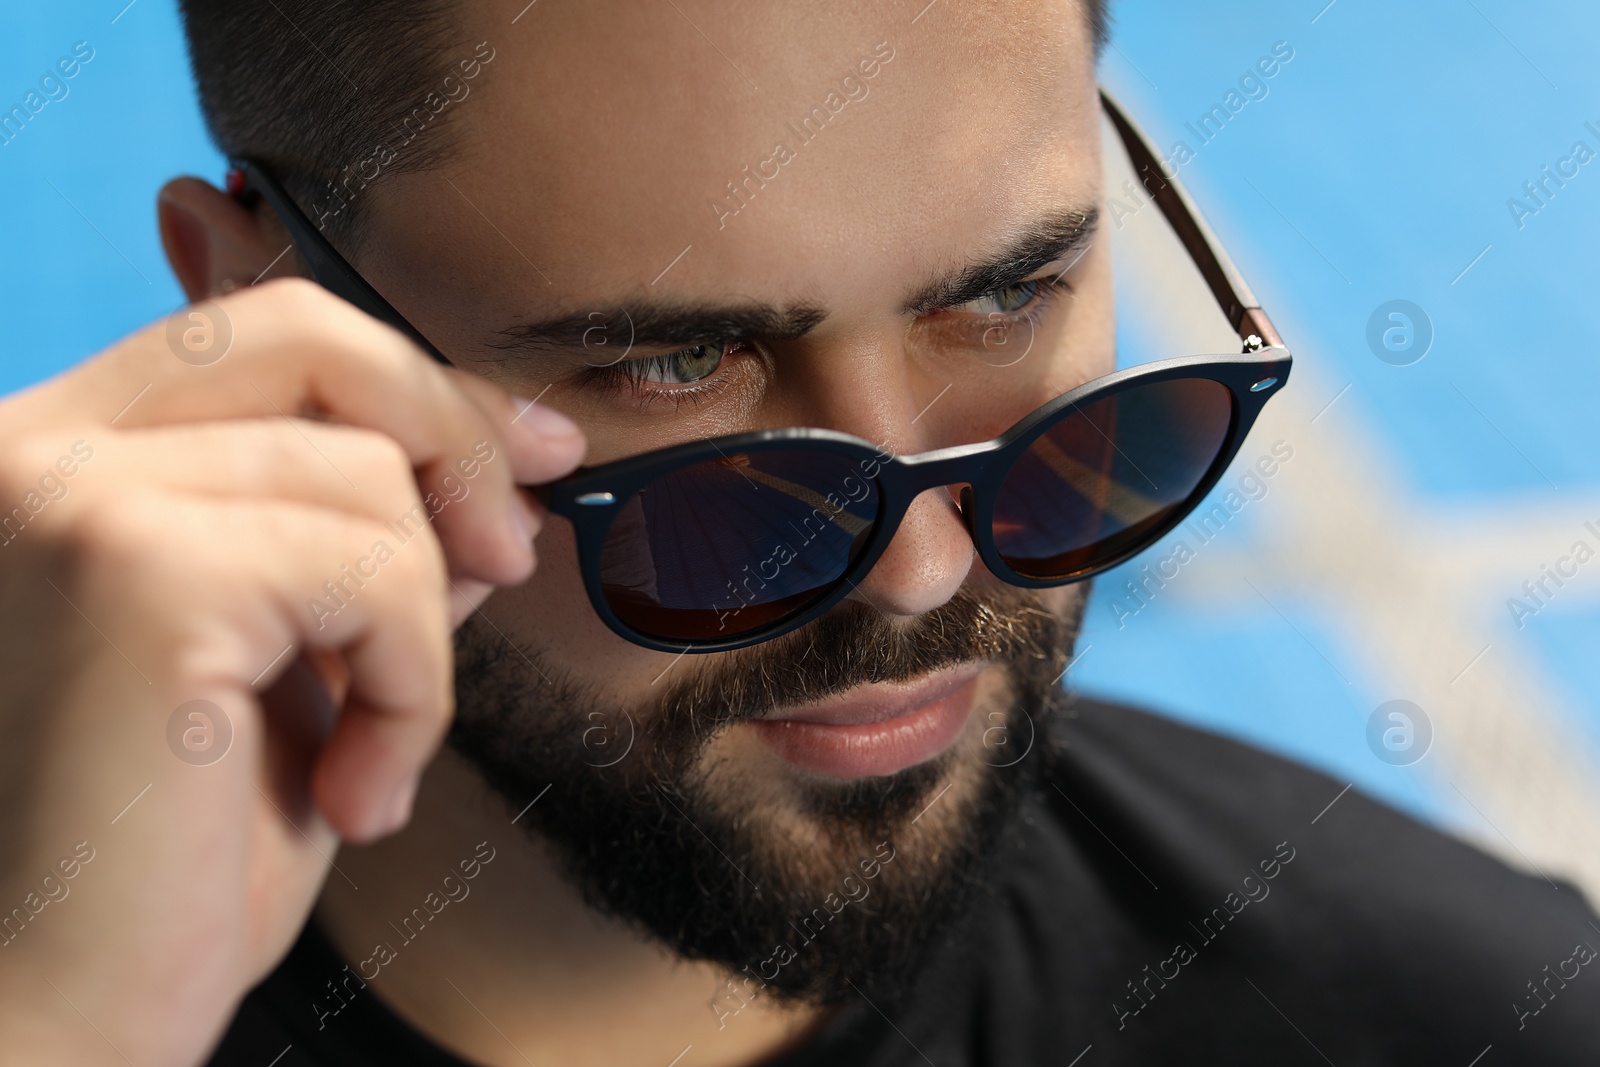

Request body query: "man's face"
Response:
[351, 0, 1109, 1003]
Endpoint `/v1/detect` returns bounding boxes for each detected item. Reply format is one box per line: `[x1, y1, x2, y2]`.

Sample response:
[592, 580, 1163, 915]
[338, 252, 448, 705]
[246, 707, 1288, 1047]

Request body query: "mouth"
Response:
[746, 663, 985, 779]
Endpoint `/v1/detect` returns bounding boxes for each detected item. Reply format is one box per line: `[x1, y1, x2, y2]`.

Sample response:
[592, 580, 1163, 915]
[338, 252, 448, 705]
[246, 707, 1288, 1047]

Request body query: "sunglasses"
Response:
[238, 90, 1292, 653]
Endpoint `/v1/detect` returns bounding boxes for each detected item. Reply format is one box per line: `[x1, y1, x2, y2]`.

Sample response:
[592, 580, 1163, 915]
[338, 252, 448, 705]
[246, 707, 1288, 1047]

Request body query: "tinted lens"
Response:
[992, 377, 1233, 580]
[598, 447, 881, 641]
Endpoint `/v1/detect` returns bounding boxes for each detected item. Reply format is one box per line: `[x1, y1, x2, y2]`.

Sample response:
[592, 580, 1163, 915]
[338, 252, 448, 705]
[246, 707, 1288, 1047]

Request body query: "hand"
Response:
[0, 278, 584, 1065]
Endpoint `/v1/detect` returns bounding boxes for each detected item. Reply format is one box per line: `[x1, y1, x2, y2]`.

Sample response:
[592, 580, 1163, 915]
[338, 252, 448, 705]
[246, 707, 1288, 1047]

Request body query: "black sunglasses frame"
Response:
[536, 352, 1285, 651]
[235, 89, 1293, 654]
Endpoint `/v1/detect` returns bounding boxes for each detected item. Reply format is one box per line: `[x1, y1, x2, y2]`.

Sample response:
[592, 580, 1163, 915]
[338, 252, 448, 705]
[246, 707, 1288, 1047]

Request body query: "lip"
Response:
[748, 664, 984, 778]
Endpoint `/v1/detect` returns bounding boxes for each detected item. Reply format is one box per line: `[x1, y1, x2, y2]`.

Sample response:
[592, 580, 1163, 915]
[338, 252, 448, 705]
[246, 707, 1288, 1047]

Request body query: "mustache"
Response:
[649, 585, 1080, 739]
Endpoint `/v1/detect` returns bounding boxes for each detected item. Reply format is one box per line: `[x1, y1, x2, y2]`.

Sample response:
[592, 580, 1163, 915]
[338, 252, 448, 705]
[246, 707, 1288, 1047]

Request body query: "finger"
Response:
[54, 279, 537, 582]
[87, 419, 528, 586]
[88, 419, 418, 525]
[65, 486, 456, 843]
[433, 371, 584, 586]
[446, 370, 588, 485]
[259, 512, 453, 842]
[183, 494, 456, 841]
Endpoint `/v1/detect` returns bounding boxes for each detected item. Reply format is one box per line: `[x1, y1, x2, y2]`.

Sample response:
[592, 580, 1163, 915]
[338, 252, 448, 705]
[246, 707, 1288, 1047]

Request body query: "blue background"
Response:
[1082, 0, 1600, 833]
[4, 2, 1597, 835]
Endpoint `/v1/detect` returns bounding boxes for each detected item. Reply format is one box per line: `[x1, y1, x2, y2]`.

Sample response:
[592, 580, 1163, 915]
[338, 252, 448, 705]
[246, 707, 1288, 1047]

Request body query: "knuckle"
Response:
[343, 426, 420, 497]
[252, 274, 332, 314]
[238, 276, 348, 341]
[221, 421, 300, 488]
[391, 525, 447, 590]
[390, 550, 450, 632]
[360, 427, 415, 478]
[248, 278, 410, 368]
[331, 320, 432, 405]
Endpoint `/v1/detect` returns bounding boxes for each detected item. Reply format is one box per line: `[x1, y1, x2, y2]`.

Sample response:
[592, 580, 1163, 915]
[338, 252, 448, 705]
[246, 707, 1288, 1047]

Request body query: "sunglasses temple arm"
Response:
[233, 160, 453, 366]
[1098, 89, 1284, 352]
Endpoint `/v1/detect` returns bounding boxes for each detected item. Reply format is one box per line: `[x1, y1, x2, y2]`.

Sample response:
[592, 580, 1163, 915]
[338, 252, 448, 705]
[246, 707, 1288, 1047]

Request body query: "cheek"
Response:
[1034, 584, 1080, 619]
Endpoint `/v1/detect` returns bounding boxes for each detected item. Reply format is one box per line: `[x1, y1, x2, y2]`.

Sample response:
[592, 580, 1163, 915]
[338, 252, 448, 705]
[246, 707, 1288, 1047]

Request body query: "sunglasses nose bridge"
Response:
[896, 447, 993, 496]
[891, 449, 996, 541]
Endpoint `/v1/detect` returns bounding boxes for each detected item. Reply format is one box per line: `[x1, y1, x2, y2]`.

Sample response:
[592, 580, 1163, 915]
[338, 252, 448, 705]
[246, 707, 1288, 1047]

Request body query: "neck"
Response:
[315, 747, 824, 1067]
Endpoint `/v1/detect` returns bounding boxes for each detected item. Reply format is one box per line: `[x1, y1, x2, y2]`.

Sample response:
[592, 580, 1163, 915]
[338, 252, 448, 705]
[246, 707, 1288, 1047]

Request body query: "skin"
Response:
[0, 1, 1110, 1064]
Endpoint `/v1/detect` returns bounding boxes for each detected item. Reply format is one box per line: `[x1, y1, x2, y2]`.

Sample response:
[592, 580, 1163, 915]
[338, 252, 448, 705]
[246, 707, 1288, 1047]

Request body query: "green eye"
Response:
[633, 343, 726, 385]
[952, 279, 1046, 316]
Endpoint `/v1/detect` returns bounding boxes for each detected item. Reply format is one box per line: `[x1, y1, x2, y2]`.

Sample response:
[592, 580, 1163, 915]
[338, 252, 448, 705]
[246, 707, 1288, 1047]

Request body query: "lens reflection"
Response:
[599, 448, 881, 641]
[992, 377, 1233, 580]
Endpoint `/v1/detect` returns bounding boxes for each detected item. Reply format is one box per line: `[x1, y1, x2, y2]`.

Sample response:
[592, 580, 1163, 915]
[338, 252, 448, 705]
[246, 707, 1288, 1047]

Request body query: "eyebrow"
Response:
[901, 207, 1099, 315]
[488, 302, 828, 356]
[484, 205, 1099, 358]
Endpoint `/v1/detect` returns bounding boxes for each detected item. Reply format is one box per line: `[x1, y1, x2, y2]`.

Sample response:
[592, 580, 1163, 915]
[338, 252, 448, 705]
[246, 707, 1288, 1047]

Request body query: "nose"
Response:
[845, 481, 977, 618]
[786, 325, 990, 621]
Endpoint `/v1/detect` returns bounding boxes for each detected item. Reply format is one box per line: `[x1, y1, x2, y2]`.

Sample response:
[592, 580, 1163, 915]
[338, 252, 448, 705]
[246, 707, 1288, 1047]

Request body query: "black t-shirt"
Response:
[207, 697, 1600, 1065]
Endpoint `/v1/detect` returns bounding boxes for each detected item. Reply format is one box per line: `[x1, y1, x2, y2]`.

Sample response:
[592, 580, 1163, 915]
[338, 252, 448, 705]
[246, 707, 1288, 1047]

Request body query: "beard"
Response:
[448, 585, 1082, 1010]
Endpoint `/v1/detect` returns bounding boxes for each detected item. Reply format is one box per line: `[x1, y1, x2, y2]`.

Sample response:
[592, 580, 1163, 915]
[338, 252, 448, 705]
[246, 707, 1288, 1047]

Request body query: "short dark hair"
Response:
[178, 0, 1111, 248]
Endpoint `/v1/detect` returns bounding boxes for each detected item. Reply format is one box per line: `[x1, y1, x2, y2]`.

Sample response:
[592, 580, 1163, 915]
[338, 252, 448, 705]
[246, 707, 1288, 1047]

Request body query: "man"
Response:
[0, 1, 1595, 1064]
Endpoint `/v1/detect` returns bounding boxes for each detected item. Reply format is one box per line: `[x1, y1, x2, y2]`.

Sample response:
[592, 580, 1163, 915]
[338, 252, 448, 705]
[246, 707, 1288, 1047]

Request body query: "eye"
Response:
[626, 343, 727, 385]
[948, 279, 1049, 316]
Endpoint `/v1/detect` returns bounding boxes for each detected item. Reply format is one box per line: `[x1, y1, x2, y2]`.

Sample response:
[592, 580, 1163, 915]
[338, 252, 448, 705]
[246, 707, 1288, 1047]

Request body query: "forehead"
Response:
[370, 0, 1101, 311]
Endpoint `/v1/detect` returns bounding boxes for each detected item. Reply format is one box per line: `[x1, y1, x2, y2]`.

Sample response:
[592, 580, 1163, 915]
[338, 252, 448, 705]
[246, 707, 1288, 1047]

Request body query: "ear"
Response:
[157, 176, 301, 303]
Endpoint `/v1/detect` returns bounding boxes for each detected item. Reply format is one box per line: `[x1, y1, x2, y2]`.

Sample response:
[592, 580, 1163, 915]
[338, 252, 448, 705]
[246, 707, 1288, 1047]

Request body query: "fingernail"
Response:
[510, 397, 580, 439]
[384, 776, 418, 834]
[506, 492, 534, 546]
